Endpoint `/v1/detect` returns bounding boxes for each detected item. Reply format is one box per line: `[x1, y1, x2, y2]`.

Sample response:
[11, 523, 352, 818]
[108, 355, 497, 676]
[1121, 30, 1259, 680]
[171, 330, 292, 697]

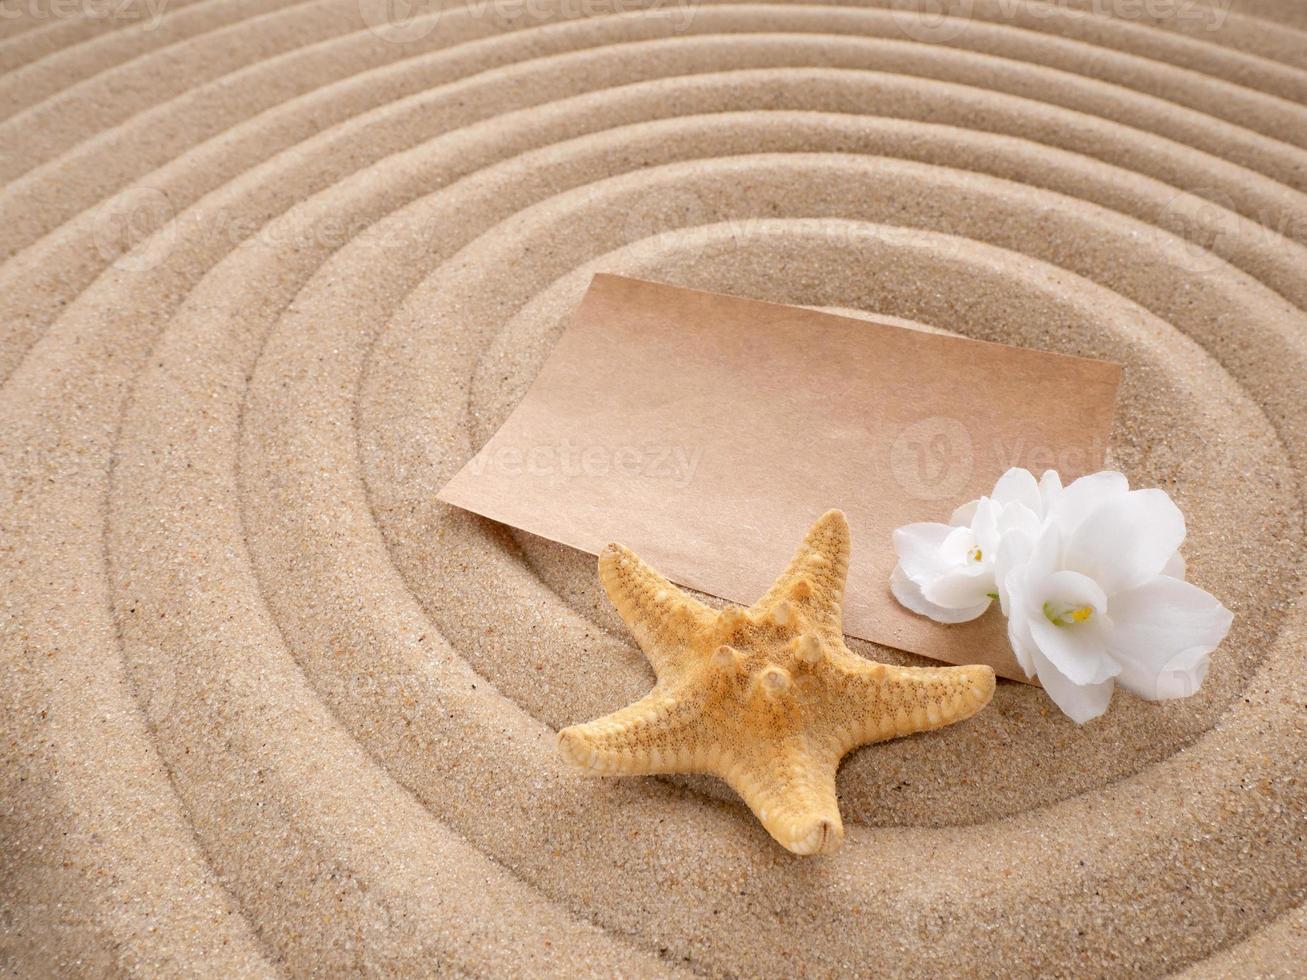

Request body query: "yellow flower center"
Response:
[969, 547, 983, 562]
[1043, 601, 1094, 627]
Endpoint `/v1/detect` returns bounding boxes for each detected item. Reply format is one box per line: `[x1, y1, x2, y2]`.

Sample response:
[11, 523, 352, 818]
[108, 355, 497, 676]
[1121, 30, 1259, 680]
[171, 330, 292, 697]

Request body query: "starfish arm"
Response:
[826, 656, 996, 751]
[753, 509, 850, 637]
[557, 688, 713, 776]
[599, 543, 713, 680]
[722, 739, 844, 855]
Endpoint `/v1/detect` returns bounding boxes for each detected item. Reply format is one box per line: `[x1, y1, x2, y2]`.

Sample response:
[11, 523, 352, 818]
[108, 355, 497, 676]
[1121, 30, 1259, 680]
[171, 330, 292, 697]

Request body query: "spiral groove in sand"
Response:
[2, 0, 1304, 975]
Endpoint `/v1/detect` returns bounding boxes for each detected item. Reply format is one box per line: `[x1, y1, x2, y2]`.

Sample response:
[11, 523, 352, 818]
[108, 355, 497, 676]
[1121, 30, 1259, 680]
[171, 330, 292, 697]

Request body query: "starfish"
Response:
[558, 510, 996, 855]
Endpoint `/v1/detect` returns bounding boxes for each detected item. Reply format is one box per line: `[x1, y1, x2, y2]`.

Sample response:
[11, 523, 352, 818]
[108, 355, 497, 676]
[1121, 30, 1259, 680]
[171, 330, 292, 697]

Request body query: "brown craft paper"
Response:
[439, 275, 1121, 682]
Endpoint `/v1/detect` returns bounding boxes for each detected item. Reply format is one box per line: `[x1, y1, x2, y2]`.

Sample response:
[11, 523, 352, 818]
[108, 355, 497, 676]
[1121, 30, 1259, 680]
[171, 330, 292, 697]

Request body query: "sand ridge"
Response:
[1, 0, 1305, 975]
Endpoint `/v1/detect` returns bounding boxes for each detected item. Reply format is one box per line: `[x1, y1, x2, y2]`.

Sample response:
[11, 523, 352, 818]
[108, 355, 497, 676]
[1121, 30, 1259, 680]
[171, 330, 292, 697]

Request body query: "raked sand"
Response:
[1, 0, 1305, 975]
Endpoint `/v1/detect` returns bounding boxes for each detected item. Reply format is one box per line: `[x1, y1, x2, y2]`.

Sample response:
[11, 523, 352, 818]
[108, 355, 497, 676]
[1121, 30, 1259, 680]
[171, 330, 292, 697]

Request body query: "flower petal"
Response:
[950, 498, 979, 527]
[991, 467, 1041, 511]
[997, 501, 1040, 539]
[939, 525, 978, 566]
[892, 522, 957, 582]
[1162, 551, 1186, 581]
[1029, 614, 1119, 686]
[890, 564, 991, 624]
[1005, 607, 1038, 677]
[1017, 523, 1063, 614]
[1105, 576, 1233, 700]
[1049, 470, 1129, 534]
[1026, 571, 1117, 684]
[1030, 645, 1115, 724]
[970, 496, 1002, 556]
[922, 565, 995, 609]
[1042, 568, 1110, 613]
[1064, 489, 1186, 595]
[995, 528, 1036, 616]
[1038, 469, 1063, 516]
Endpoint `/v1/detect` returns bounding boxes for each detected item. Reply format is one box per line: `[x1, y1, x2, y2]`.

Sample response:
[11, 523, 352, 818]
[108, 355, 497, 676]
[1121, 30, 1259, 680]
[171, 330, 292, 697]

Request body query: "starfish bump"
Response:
[558, 509, 996, 855]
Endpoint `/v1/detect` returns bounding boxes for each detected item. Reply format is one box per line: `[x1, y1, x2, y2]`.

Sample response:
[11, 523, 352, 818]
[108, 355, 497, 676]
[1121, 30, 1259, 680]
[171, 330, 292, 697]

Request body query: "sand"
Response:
[0, 0, 1304, 975]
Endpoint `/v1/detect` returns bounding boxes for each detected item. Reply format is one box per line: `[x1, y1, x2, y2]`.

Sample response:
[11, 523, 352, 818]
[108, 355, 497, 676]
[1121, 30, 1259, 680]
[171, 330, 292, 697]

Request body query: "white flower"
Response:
[890, 466, 1233, 723]
[890, 469, 1041, 623]
[1002, 482, 1230, 723]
